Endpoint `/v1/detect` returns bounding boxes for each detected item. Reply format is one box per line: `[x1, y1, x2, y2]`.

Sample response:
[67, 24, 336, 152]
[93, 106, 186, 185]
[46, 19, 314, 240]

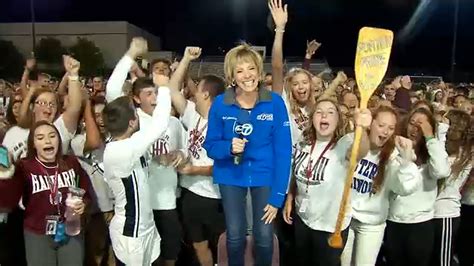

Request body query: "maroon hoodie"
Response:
[0, 155, 92, 234]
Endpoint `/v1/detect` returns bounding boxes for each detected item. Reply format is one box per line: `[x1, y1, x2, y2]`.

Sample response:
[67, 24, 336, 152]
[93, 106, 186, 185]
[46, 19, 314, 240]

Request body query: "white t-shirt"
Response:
[2, 115, 75, 162]
[179, 101, 220, 199]
[138, 108, 186, 210]
[70, 134, 114, 213]
[293, 133, 353, 233]
[434, 157, 472, 218]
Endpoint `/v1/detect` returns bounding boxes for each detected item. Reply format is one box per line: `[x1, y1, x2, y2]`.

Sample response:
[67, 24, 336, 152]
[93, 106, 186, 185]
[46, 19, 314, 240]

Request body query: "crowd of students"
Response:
[0, 1, 472, 266]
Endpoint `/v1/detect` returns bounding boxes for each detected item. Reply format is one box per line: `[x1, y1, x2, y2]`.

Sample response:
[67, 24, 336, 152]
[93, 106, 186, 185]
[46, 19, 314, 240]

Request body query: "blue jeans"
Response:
[219, 185, 273, 266]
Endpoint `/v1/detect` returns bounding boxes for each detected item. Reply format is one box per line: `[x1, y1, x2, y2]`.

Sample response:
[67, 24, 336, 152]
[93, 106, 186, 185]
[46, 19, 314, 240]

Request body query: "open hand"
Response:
[261, 204, 278, 224]
[306, 40, 322, 57]
[268, 0, 288, 30]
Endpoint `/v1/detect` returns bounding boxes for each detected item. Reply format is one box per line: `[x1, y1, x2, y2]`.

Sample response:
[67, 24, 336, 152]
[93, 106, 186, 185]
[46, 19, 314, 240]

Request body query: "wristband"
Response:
[425, 135, 435, 142]
[275, 28, 285, 33]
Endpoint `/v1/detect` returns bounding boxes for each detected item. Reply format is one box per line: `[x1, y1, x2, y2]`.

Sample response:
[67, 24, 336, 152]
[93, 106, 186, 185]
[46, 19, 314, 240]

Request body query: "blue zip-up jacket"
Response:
[203, 87, 292, 208]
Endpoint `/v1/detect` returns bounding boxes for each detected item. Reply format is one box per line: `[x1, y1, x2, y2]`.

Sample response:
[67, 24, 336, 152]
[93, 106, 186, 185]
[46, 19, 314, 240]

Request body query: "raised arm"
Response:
[168, 47, 202, 116]
[323, 71, 347, 98]
[439, 81, 449, 107]
[106, 37, 148, 103]
[269, 0, 288, 95]
[61, 55, 83, 134]
[57, 72, 69, 96]
[17, 84, 36, 128]
[302, 40, 322, 71]
[83, 97, 103, 153]
[387, 136, 422, 196]
[20, 58, 36, 98]
[426, 138, 451, 179]
[418, 117, 451, 179]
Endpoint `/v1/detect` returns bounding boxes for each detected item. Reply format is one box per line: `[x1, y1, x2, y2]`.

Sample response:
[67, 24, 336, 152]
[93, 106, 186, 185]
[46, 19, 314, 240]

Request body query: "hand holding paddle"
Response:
[328, 27, 394, 248]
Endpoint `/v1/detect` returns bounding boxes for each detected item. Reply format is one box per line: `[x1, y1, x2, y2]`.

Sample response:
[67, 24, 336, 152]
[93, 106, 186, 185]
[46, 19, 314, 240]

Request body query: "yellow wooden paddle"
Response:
[328, 27, 394, 248]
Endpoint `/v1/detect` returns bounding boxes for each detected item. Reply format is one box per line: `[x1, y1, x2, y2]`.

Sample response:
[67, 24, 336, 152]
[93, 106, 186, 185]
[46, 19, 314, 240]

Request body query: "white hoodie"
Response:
[434, 157, 472, 218]
[351, 148, 421, 225]
[388, 138, 451, 223]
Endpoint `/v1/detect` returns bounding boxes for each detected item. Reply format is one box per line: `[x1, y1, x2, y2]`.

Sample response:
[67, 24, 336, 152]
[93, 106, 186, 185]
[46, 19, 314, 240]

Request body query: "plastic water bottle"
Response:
[65, 187, 85, 236]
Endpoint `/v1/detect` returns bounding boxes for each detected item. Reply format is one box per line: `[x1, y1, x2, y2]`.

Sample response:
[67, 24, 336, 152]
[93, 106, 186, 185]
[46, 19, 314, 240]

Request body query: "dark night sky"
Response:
[1, 0, 473, 72]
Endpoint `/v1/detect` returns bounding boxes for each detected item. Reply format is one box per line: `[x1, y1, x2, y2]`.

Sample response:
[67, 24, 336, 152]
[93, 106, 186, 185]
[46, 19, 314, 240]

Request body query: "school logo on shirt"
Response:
[31, 169, 77, 194]
[13, 140, 27, 159]
[188, 129, 205, 160]
[152, 135, 170, 156]
[294, 114, 309, 131]
[351, 159, 379, 194]
[292, 149, 329, 186]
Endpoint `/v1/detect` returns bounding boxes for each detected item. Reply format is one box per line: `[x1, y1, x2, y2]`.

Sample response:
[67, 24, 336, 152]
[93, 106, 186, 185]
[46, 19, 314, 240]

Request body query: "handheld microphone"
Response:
[233, 110, 253, 165]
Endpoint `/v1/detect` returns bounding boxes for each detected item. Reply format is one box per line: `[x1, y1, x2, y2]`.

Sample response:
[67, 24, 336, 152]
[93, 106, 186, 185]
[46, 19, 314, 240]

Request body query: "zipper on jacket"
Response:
[248, 161, 252, 184]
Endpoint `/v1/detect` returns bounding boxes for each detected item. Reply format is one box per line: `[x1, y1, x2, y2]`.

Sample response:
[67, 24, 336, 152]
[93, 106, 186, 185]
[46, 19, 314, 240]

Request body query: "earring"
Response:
[231, 80, 236, 87]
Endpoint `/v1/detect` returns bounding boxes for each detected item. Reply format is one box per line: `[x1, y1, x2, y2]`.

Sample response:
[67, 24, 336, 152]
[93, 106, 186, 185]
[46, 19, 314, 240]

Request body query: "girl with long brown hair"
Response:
[0, 121, 91, 265]
[432, 109, 472, 266]
[282, 97, 372, 266]
[341, 106, 422, 266]
[385, 107, 451, 266]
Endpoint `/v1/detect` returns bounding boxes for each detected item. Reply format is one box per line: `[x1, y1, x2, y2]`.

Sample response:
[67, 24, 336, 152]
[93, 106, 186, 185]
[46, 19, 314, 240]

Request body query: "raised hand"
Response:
[130, 62, 146, 80]
[183, 47, 202, 61]
[25, 58, 36, 71]
[127, 37, 148, 59]
[395, 136, 415, 162]
[306, 40, 322, 57]
[354, 108, 372, 129]
[401, 75, 412, 90]
[63, 55, 80, 76]
[391, 76, 402, 89]
[335, 71, 348, 83]
[268, 0, 288, 30]
[416, 117, 434, 138]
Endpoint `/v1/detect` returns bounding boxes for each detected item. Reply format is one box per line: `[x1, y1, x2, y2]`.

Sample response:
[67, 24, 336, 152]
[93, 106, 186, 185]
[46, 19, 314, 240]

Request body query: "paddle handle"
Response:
[328, 125, 363, 248]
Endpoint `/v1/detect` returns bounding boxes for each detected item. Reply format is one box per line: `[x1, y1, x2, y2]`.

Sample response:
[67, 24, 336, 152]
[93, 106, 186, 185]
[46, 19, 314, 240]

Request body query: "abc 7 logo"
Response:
[234, 123, 253, 136]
